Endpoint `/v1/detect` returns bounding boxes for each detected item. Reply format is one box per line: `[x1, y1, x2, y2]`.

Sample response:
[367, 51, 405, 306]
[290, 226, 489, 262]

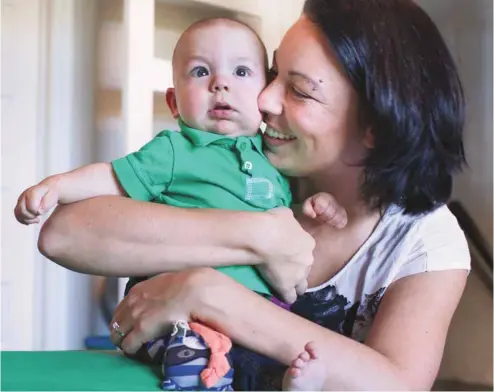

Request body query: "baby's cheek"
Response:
[248, 100, 263, 127]
[180, 100, 205, 124]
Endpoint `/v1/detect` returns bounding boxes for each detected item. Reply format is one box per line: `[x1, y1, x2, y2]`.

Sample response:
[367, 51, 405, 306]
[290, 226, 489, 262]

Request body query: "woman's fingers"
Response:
[279, 287, 297, 304]
[109, 293, 143, 348]
[108, 271, 202, 354]
[109, 319, 132, 348]
[120, 310, 172, 354]
[295, 278, 308, 296]
[119, 319, 152, 354]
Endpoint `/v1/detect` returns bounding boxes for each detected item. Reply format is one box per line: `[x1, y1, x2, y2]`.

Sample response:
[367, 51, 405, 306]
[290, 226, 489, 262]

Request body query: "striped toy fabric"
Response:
[146, 321, 234, 391]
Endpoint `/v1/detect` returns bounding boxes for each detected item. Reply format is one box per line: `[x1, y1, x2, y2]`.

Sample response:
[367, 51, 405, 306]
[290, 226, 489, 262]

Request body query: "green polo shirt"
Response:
[112, 119, 292, 295]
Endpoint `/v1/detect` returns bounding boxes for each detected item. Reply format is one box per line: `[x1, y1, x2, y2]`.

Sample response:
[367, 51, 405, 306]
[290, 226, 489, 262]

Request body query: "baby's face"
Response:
[168, 22, 267, 136]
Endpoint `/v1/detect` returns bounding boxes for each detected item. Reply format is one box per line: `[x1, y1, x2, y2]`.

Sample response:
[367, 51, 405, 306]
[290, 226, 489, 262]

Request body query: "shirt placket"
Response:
[235, 137, 255, 177]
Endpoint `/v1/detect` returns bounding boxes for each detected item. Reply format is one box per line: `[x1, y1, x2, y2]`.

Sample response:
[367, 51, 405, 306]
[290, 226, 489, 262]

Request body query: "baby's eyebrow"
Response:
[185, 55, 209, 63]
[233, 56, 261, 65]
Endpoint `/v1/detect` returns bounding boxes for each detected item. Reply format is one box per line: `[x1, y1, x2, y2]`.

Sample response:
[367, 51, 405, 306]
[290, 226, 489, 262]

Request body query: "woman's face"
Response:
[259, 16, 369, 177]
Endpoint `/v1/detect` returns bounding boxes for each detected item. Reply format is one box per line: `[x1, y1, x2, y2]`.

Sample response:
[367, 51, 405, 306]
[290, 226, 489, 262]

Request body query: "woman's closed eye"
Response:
[190, 66, 209, 77]
[290, 85, 312, 100]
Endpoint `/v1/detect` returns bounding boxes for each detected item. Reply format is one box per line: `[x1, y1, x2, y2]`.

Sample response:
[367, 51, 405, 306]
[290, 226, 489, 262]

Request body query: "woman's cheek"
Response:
[287, 105, 318, 139]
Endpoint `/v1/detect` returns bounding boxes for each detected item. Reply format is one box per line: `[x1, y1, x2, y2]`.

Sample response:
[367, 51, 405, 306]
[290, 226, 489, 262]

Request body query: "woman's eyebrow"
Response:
[288, 70, 321, 91]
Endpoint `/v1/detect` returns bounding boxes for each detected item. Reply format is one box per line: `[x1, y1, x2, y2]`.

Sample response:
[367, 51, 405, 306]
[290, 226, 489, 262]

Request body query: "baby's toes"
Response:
[292, 357, 306, 370]
[288, 367, 302, 378]
[298, 350, 311, 363]
[305, 341, 319, 359]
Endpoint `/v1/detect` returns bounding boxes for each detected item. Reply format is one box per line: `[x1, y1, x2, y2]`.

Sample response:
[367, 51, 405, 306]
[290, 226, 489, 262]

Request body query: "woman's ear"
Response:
[363, 127, 375, 149]
[165, 88, 180, 119]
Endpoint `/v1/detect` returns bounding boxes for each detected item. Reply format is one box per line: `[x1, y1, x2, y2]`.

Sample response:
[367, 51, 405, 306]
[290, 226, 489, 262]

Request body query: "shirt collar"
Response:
[178, 118, 264, 154]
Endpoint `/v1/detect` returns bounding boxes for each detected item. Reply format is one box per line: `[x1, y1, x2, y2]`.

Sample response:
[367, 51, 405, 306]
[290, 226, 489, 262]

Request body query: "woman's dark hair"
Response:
[303, 0, 466, 215]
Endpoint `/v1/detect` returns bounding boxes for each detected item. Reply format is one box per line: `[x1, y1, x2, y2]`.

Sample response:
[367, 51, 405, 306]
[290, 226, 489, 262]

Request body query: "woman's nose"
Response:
[210, 76, 229, 93]
[258, 81, 283, 117]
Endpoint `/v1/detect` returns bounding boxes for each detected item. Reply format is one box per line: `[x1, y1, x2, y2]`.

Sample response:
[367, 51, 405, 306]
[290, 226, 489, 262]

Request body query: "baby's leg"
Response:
[282, 341, 327, 391]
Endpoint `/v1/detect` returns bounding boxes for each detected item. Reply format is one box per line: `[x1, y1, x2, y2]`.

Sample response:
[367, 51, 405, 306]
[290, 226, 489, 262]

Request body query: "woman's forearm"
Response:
[38, 196, 266, 276]
[195, 270, 408, 390]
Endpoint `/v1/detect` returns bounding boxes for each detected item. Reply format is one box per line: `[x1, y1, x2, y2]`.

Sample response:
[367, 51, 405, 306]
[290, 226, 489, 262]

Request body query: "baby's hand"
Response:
[302, 192, 347, 228]
[14, 182, 59, 225]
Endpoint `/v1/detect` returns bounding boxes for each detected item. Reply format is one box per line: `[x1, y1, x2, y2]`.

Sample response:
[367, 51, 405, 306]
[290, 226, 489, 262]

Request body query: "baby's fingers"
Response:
[313, 193, 347, 228]
[302, 197, 317, 219]
[39, 188, 59, 214]
[14, 195, 36, 224]
[25, 185, 50, 215]
[23, 217, 41, 225]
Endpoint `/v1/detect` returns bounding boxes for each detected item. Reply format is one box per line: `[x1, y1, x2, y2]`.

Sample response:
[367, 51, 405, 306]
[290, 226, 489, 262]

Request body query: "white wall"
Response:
[1, 0, 97, 350]
[416, 0, 493, 386]
[41, 0, 97, 350]
[1, 0, 43, 350]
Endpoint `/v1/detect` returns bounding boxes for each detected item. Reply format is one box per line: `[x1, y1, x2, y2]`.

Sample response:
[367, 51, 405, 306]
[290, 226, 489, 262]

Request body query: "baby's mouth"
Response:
[213, 102, 233, 110]
[209, 102, 236, 119]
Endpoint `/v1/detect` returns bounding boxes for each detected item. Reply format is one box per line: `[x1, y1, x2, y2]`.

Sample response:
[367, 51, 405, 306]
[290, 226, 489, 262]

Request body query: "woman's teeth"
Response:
[265, 128, 296, 140]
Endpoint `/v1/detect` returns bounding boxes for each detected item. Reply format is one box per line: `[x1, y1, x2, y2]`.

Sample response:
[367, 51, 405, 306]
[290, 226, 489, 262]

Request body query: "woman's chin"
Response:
[264, 149, 299, 177]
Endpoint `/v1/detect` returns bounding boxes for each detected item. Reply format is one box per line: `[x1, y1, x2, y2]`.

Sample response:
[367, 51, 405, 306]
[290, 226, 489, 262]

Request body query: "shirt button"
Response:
[238, 142, 247, 151]
[244, 161, 253, 171]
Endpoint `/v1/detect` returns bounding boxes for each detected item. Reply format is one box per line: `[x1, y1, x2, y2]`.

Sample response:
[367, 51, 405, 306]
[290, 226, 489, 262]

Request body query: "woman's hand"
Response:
[109, 268, 208, 354]
[256, 207, 316, 303]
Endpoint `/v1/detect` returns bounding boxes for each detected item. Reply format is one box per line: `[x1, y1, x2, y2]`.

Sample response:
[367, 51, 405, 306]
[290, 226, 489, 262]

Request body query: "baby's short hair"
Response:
[172, 17, 269, 72]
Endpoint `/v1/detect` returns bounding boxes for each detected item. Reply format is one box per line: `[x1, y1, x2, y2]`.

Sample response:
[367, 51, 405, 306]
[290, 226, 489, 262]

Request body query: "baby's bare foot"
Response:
[282, 341, 327, 391]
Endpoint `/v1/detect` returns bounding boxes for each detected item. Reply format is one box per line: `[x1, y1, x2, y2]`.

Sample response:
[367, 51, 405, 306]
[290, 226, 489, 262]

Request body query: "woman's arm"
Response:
[206, 269, 466, 390]
[114, 267, 467, 390]
[38, 196, 261, 275]
[38, 196, 314, 292]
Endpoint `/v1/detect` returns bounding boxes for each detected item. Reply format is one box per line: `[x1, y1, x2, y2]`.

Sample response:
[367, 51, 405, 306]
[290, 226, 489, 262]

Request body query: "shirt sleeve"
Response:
[394, 205, 471, 282]
[111, 130, 174, 201]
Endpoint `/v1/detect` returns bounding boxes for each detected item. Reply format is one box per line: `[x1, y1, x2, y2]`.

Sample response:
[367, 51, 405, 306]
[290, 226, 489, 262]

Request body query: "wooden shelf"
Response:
[95, 0, 302, 157]
[155, 0, 262, 18]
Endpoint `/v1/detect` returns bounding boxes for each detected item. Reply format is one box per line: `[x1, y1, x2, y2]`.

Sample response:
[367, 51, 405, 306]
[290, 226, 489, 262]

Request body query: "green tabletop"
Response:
[1, 351, 161, 391]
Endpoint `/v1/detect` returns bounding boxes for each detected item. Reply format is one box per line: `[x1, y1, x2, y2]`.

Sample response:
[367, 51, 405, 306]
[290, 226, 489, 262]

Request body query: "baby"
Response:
[15, 18, 338, 391]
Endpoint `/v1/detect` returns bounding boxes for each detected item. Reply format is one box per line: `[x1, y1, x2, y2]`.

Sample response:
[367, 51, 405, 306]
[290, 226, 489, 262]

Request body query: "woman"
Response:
[39, 0, 470, 389]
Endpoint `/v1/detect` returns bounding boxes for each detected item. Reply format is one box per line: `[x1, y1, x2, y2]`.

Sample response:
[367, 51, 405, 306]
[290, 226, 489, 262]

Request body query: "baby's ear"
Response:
[165, 88, 179, 119]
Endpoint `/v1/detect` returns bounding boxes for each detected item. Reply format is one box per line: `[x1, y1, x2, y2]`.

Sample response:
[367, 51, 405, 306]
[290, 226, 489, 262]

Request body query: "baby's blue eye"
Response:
[191, 66, 209, 77]
[235, 66, 250, 77]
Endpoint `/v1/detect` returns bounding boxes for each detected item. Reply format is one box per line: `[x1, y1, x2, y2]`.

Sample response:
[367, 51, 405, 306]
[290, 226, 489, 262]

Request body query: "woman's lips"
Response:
[263, 127, 297, 147]
[263, 132, 297, 147]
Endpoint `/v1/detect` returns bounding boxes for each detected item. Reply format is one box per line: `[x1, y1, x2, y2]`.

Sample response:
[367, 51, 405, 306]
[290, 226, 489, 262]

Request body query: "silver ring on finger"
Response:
[112, 321, 126, 338]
